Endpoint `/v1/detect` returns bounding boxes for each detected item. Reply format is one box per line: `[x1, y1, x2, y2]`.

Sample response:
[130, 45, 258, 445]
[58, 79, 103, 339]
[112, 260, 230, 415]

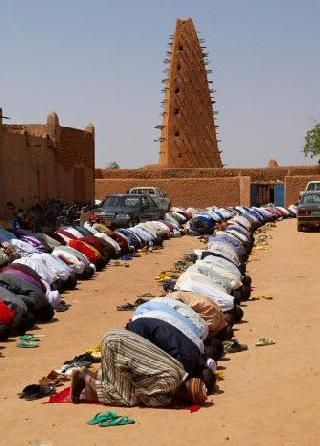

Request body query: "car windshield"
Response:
[130, 188, 156, 195]
[103, 196, 141, 209]
[301, 193, 320, 204]
[307, 183, 320, 191]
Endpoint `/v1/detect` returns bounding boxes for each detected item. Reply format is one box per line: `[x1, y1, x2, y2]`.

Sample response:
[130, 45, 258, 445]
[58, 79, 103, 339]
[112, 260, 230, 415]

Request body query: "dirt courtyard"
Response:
[0, 219, 319, 446]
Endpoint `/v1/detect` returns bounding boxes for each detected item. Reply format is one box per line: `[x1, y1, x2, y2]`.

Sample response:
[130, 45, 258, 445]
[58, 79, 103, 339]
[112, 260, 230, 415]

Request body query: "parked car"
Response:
[297, 191, 320, 232]
[89, 194, 165, 228]
[299, 181, 320, 200]
[128, 187, 171, 211]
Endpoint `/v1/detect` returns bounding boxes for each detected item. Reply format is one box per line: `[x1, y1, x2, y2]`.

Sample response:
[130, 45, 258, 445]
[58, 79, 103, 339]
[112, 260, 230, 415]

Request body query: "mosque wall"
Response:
[95, 177, 250, 208]
[95, 167, 320, 208]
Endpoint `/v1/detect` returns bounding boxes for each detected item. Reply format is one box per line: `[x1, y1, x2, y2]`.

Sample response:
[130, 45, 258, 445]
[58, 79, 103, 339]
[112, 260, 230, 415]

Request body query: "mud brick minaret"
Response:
[157, 18, 222, 168]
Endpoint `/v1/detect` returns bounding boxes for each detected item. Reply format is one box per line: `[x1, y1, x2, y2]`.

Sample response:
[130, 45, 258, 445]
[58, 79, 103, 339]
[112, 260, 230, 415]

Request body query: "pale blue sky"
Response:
[1, 0, 320, 168]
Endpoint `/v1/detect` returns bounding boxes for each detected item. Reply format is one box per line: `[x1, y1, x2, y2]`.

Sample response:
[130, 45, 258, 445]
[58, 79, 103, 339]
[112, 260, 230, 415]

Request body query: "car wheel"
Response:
[297, 224, 303, 232]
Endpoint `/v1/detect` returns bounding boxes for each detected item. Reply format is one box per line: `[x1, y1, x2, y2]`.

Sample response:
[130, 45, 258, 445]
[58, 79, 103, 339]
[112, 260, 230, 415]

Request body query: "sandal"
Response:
[19, 335, 41, 342]
[215, 371, 224, 381]
[223, 340, 248, 353]
[121, 254, 132, 261]
[137, 293, 155, 298]
[111, 261, 125, 267]
[116, 302, 135, 311]
[261, 294, 273, 300]
[86, 345, 101, 358]
[55, 300, 71, 312]
[39, 371, 69, 387]
[255, 337, 275, 346]
[17, 340, 40, 348]
[87, 411, 119, 425]
[18, 384, 56, 401]
[99, 416, 135, 427]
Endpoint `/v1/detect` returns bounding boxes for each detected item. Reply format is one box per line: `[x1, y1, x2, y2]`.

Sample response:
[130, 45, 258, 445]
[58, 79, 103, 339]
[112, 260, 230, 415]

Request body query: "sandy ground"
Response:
[1, 219, 320, 446]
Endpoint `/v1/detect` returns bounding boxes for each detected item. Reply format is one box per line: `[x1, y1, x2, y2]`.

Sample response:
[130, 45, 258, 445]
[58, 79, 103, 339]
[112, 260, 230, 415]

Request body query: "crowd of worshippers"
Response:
[69, 205, 295, 407]
[0, 210, 191, 342]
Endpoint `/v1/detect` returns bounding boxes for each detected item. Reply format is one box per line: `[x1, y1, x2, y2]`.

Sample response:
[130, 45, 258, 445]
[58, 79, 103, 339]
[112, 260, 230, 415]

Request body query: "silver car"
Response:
[297, 191, 320, 232]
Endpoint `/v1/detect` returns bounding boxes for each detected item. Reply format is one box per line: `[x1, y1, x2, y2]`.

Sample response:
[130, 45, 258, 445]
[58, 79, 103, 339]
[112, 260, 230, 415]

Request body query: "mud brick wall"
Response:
[0, 112, 95, 216]
[95, 177, 249, 208]
[239, 176, 251, 207]
[58, 127, 94, 171]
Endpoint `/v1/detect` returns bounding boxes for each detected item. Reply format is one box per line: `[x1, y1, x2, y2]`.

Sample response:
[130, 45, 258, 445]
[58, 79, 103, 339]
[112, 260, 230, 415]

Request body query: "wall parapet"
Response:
[95, 165, 320, 182]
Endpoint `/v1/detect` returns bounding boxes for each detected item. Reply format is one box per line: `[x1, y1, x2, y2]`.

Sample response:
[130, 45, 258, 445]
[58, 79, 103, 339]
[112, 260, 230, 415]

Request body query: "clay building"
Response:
[158, 18, 222, 168]
[95, 18, 320, 208]
[0, 109, 95, 215]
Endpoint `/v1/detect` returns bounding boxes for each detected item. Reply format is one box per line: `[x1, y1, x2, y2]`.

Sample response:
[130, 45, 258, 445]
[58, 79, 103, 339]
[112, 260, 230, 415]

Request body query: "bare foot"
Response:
[71, 370, 85, 404]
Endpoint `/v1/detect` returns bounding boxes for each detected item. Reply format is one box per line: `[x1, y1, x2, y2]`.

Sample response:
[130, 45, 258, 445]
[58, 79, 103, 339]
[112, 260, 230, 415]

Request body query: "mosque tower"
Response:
[156, 18, 223, 168]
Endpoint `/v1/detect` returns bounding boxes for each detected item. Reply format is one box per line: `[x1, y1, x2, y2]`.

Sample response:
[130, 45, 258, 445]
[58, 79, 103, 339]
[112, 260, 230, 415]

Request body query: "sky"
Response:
[1, 0, 320, 168]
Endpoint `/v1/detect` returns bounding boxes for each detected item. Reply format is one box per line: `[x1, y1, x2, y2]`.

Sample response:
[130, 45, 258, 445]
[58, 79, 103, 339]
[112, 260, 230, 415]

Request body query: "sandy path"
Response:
[1, 220, 320, 446]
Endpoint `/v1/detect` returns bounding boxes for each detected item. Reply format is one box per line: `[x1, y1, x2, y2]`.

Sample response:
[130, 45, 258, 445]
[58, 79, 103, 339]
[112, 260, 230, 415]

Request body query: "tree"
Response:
[303, 123, 320, 164]
[106, 161, 120, 169]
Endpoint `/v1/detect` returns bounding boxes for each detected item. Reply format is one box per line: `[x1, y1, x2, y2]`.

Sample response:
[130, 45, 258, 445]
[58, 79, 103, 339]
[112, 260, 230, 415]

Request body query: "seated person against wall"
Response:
[71, 329, 207, 407]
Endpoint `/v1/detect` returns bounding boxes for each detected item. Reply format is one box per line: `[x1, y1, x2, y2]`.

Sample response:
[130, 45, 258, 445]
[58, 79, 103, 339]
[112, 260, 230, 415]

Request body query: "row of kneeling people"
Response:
[70, 205, 292, 407]
[0, 210, 192, 341]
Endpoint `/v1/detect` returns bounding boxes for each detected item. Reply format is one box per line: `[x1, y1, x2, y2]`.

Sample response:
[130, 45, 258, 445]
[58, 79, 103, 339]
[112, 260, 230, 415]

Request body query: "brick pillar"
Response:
[47, 111, 61, 144]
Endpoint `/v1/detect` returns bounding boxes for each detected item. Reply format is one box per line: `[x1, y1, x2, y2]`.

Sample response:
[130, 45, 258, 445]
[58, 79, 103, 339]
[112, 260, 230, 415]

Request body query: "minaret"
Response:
[157, 18, 222, 168]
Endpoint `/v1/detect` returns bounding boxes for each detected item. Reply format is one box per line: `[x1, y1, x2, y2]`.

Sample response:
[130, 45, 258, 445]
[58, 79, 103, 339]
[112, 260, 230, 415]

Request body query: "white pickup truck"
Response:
[299, 181, 320, 200]
[128, 187, 171, 211]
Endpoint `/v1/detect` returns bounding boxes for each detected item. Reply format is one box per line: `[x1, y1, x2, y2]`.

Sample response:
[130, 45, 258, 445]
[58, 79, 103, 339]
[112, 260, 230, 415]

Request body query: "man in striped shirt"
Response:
[71, 329, 207, 407]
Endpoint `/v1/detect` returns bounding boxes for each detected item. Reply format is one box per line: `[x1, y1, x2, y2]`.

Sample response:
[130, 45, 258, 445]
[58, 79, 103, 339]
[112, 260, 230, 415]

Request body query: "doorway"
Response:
[251, 183, 284, 207]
